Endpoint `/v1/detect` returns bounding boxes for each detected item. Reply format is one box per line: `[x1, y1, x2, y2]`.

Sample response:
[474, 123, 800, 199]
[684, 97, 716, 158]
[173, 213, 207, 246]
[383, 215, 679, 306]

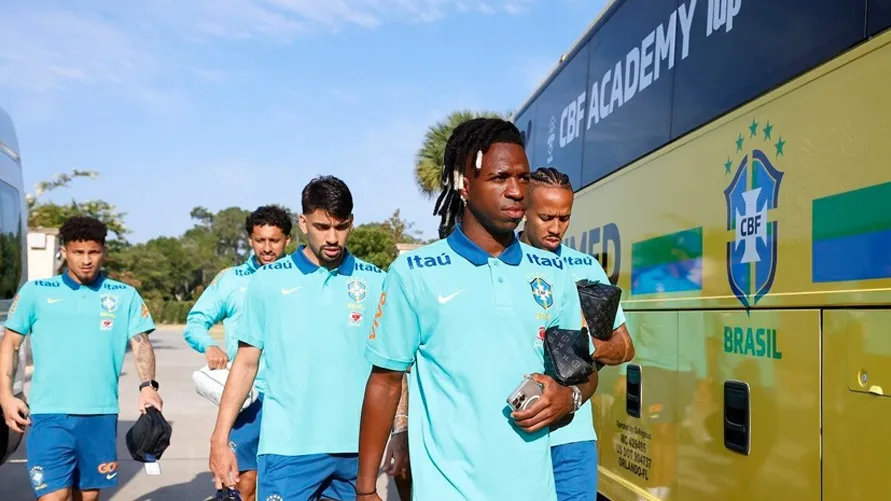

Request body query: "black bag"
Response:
[576, 279, 623, 371]
[542, 326, 595, 386]
[576, 279, 622, 341]
[125, 406, 173, 463]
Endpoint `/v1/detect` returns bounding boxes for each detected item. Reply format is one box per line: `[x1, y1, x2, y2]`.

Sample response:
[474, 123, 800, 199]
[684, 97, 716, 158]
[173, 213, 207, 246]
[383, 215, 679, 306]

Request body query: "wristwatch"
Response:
[139, 380, 160, 391]
[570, 385, 583, 413]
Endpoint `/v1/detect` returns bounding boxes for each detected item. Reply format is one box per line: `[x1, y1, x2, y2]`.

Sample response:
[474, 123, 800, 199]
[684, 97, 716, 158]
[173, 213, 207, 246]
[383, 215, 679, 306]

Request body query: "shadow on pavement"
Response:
[109, 470, 215, 501]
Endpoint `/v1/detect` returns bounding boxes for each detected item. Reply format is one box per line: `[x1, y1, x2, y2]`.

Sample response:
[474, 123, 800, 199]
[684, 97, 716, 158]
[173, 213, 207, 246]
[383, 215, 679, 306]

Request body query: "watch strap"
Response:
[139, 380, 159, 391]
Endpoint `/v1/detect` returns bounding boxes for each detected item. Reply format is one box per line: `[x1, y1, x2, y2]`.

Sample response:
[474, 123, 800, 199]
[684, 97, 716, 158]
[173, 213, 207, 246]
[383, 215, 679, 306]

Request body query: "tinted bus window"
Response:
[869, 0, 891, 36]
[515, 105, 536, 167]
[0, 180, 22, 299]
[671, 0, 866, 138]
[581, 0, 676, 186]
[528, 43, 590, 190]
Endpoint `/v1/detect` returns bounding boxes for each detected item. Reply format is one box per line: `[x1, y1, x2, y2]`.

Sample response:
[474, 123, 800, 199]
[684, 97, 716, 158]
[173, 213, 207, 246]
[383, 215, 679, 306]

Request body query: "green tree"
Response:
[360, 209, 424, 244]
[414, 110, 507, 198]
[348, 225, 397, 270]
[27, 169, 128, 240]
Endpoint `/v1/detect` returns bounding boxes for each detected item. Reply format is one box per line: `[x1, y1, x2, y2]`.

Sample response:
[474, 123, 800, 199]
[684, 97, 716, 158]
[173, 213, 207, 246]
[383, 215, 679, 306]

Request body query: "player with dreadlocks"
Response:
[356, 117, 600, 501]
[520, 166, 635, 500]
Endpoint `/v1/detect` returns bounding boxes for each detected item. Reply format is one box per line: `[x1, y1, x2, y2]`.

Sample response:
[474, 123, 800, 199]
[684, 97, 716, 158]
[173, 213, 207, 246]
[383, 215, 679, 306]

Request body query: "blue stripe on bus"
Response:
[630, 257, 703, 295]
[812, 229, 891, 283]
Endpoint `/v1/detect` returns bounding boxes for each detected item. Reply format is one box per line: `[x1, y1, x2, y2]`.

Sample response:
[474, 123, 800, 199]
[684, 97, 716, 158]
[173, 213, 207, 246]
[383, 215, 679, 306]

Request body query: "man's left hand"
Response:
[383, 430, 409, 477]
[138, 387, 163, 414]
[510, 373, 574, 433]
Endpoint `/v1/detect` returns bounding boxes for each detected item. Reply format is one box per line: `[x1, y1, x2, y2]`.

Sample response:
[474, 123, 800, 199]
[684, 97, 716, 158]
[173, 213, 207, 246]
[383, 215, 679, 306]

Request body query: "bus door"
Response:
[823, 310, 891, 501]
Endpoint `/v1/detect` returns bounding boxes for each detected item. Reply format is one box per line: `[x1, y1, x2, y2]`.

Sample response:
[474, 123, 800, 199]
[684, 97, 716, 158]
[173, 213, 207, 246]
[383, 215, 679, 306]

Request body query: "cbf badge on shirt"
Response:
[347, 278, 369, 327]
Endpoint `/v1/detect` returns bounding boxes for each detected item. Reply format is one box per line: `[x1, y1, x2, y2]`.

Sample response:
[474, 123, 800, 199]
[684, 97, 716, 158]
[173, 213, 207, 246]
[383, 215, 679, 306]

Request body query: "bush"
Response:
[145, 300, 196, 324]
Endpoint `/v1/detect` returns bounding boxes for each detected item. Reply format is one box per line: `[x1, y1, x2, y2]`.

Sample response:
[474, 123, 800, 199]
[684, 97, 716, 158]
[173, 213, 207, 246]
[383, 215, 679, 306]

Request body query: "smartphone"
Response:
[506, 376, 543, 411]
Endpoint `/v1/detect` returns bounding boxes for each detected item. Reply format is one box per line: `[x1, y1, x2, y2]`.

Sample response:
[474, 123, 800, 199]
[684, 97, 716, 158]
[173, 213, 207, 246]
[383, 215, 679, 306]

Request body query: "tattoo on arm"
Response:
[130, 333, 156, 382]
[393, 374, 409, 432]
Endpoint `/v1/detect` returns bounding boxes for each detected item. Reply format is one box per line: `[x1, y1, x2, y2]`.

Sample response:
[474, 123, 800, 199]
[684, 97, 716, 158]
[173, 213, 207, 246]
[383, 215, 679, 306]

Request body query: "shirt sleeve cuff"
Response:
[236, 333, 264, 350]
[364, 345, 412, 372]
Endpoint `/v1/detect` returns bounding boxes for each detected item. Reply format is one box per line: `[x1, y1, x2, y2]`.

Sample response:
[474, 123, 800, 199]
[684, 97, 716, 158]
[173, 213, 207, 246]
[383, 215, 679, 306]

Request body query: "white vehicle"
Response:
[0, 105, 30, 466]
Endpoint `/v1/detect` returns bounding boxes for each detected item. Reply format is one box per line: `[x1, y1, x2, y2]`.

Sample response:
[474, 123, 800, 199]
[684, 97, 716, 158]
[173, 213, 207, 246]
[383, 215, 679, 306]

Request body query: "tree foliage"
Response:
[26, 171, 428, 311]
[414, 110, 508, 198]
[27, 169, 128, 240]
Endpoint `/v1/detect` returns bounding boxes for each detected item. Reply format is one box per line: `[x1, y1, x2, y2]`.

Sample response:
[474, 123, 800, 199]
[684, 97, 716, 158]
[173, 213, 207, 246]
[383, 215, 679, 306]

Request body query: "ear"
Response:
[458, 174, 470, 201]
[298, 214, 308, 235]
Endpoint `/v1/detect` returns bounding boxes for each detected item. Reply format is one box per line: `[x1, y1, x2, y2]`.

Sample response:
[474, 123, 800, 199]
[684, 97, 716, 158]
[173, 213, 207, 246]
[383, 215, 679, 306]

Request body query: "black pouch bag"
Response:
[543, 326, 595, 386]
[125, 406, 173, 463]
[575, 279, 623, 371]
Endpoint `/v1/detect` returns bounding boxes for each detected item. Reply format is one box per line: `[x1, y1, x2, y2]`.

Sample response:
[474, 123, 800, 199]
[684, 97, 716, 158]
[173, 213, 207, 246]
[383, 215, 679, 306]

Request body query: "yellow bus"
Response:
[512, 1, 891, 499]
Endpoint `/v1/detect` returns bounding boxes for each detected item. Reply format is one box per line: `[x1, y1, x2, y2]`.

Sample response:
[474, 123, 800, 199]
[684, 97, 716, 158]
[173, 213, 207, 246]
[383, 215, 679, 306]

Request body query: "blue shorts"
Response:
[552, 440, 599, 501]
[258, 453, 359, 501]
[26, 414, 118, 497]
[230, 393, 264, 472]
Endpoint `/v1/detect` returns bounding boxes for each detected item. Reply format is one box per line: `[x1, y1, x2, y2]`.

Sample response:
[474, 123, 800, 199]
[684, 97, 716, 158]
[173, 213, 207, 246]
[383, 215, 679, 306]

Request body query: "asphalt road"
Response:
[0, 326, 401, 500]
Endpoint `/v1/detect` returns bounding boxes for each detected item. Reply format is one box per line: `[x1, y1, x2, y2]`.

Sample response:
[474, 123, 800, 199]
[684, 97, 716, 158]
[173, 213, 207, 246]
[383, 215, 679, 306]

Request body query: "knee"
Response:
[238, 472, 258, 501]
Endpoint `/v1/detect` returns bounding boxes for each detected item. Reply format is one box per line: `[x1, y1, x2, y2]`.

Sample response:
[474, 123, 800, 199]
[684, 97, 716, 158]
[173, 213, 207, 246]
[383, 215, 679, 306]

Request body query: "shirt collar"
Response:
[61, 270, 105, 291]
[291, 245, 356, 276]
[447, 224, 522, 266]
[246, 255, 261, 272]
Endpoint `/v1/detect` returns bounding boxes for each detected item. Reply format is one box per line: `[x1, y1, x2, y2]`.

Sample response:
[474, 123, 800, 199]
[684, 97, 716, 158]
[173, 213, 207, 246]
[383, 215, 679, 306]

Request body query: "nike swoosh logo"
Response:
[281, 287, 301, 295]
[438, 290, 466, 304]
[106, 473, 117, 480]
[47, 298, 63, 304]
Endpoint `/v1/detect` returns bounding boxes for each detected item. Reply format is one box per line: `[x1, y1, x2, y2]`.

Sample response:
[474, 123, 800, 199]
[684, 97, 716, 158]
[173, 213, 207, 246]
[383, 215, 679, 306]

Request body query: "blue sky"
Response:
[0, 0, 605, 243]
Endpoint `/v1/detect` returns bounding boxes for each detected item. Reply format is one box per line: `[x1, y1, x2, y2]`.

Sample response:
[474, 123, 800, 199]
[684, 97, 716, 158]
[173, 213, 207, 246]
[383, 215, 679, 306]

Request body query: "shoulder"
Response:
[26, 276, 62, 292]
[100, 277, 135, 293]
[350, 256, 385, 278]
[390, 239, 453, 276]
[208, 267, 236, 287]
[558, 246, 609, 281]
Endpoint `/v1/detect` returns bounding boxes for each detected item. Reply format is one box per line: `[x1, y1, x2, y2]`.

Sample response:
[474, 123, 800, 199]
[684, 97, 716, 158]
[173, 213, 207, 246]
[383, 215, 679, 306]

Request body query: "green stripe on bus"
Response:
[812, 182, 891, 241]
[631, 227, 703, 269]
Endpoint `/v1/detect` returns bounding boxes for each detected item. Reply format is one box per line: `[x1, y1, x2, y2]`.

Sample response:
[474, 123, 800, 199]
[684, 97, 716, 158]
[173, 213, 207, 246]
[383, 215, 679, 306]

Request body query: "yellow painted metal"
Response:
[823, 310, 891, 501]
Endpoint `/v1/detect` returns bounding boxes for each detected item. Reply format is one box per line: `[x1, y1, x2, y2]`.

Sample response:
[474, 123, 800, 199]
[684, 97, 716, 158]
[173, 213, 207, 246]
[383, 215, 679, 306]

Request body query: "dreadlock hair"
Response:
[433, 117, 525, 239]
[530, 166, 573, 191]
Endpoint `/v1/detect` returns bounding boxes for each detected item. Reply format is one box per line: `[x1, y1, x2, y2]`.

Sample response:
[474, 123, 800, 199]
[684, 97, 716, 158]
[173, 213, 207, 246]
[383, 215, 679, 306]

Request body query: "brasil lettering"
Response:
[723, 326, 782, 359]
[558, 0, 743, 148]
[615, 420, 652, 480]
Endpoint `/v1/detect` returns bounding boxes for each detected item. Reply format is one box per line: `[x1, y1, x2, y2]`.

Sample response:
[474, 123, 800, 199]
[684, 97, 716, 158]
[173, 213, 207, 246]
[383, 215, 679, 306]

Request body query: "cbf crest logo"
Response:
[100, 294, 120, 315]
[529, 276, 553, 310]
[723, 118, 786, 308]
[30, 466, 46, 490]
[347, 279, 367, 303]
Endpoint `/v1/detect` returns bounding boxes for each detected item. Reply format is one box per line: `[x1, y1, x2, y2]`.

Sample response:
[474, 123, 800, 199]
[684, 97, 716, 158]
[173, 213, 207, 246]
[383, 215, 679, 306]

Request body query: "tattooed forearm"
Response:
[0, 331, 24, 398]
[393, 374, 408, 432]
[130, 333, 156, 382]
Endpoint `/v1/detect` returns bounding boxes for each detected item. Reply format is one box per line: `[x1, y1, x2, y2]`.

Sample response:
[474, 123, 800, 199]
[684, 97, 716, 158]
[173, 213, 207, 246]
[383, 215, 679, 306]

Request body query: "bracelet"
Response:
[570, 385, 583, 413]
[356, 488, 377, 496]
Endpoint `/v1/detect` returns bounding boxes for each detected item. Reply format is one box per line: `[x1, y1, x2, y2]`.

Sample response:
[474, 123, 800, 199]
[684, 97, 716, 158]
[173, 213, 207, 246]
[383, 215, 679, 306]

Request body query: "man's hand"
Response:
[138, 387, 163, 414]
[0, 396, 30, 433]
[209, 437, 240, 489]
[510, 373, 574, 433]
[205, 346, 229, 370]
[383, 430, 409, 477]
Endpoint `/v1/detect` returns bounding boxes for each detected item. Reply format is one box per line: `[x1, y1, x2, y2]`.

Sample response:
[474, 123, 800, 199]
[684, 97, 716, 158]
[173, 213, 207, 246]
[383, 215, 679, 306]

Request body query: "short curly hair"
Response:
[245, 205, 293, 236]
[59, 216, 108, 246]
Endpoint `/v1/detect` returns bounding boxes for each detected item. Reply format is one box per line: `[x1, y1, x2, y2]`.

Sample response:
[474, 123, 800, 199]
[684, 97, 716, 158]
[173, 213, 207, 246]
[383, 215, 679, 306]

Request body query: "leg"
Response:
[71, 489, 100, 501]
[322, 453, 360, 501]
[230, 395, 264, 501]
[237, 471, 258, 501]
[28, 414, 77, 500]
[551, 441, 598, 501]
[72, 414, 119, 495]
[257, 453, 336, 500]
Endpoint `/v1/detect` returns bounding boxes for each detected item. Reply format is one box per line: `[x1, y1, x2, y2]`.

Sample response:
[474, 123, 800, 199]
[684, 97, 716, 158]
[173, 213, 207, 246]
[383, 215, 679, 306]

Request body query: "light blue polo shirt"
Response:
[550, 243, 627, 446]
[364, 226, 586, 501]
[5, 272, 156, 415]
[184, 255, 267, 393]
[235, 247, 384, 456]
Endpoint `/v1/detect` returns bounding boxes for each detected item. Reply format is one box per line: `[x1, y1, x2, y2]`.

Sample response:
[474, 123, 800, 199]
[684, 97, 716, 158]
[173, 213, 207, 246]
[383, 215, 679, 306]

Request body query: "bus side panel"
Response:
[594, 311, 679, 501]
[563, 30, 891, 311]
[675, 310, 820, 501]
[823, 310, 891, 501]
